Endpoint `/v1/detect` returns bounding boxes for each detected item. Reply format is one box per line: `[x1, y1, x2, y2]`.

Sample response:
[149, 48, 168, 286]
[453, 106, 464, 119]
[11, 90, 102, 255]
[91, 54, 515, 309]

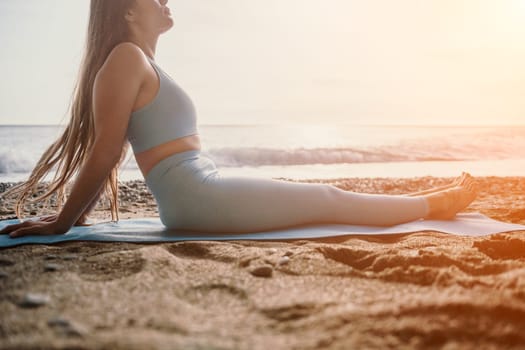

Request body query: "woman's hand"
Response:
[40, 214, 93, 227]
[0, 219, 71, 238]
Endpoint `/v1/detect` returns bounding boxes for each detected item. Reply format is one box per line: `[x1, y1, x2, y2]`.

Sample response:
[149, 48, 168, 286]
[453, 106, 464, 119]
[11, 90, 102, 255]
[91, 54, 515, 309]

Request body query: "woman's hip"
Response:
[145, 150, 218, 201]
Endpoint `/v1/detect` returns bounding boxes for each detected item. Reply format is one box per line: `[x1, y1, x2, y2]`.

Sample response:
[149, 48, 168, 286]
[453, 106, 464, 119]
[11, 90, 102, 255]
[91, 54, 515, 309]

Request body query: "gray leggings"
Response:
[145, 150, 429, 233]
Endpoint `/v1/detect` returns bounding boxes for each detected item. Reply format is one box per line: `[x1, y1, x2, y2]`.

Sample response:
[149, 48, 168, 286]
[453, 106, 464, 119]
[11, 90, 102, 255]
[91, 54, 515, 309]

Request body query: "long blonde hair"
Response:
[3, 0, 137, 221]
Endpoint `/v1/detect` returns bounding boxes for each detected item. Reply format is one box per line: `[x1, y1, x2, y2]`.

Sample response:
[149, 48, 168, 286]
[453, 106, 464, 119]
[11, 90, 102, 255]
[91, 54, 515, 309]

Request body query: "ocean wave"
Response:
[0, 150, 38, 174]
[3, 139, 525, 176]
[0, 146, 467, 174]
[204, 147, 465, 167]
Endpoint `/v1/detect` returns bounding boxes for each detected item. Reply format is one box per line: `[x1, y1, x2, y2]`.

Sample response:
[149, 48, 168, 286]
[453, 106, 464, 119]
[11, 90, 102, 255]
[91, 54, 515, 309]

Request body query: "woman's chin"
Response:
[160, 19, 174, 33]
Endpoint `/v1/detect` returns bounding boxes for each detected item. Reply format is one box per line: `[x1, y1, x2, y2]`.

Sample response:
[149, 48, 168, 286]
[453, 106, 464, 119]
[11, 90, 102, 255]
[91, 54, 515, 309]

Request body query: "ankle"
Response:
[424, 192, 446, 218]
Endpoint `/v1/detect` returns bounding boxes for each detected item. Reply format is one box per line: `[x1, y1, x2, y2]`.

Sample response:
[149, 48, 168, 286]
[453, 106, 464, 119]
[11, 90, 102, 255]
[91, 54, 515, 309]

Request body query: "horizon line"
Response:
[1, 122, 525, 128]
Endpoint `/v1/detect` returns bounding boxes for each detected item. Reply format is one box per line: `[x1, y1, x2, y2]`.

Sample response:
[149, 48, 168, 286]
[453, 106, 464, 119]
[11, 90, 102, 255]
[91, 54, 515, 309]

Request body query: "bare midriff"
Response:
[135, 134, 201, 178]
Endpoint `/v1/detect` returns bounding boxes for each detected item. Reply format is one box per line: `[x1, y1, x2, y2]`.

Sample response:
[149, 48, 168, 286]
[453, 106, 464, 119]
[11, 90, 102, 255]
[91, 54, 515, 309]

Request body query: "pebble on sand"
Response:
[44, 263, 63, 272]
[250, 265, 273, 278]
[48, 316, 86, 337]
[62, 255, 78, 261]
[18, 293, 50, 308]
[278, 256, 291, 265]
[0, 258, 15, 266]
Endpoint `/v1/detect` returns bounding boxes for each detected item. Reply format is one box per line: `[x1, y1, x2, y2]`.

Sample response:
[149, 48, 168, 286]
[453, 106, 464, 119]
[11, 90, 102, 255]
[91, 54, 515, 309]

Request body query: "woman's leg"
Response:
[175, 174, 438, 233]
[156, 155, 478, 233]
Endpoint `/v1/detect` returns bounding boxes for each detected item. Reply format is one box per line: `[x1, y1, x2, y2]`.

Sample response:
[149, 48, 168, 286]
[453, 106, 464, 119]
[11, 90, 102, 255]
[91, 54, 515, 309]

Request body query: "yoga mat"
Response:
[1, 213, 524, 248]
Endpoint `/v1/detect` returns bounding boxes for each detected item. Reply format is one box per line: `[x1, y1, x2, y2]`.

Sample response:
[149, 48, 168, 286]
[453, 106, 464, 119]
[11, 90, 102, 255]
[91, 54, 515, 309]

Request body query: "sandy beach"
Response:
[1, 176, 525, 349]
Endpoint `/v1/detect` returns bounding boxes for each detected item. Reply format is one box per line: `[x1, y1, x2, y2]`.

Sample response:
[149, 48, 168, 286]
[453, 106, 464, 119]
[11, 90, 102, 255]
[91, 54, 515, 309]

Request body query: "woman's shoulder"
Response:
[96, 42, 150, 85]
[105, 42, 149, 67]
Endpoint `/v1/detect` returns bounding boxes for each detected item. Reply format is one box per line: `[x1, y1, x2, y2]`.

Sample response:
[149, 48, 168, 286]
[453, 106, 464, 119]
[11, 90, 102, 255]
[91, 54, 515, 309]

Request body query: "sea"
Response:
[1, 124, 524, 183]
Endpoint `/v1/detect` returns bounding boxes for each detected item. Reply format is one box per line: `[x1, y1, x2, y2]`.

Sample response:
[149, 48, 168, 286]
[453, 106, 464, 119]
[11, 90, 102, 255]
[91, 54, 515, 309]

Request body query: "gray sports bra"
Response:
[127, 57, 198, 153]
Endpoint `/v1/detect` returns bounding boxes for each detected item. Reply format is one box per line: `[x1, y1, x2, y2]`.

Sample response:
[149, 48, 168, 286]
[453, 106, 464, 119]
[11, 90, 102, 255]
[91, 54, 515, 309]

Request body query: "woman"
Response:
[1, 0, 478, 238]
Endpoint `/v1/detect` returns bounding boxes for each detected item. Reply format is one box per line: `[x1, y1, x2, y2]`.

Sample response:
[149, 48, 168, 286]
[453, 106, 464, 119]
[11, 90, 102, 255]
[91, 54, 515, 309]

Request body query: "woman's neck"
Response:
[126, 32, 159, 59]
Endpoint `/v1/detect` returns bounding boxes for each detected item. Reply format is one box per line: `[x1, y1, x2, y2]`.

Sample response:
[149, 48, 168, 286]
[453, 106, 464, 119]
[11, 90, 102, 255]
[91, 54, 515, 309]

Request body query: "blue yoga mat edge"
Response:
[1, 213, 525, 248]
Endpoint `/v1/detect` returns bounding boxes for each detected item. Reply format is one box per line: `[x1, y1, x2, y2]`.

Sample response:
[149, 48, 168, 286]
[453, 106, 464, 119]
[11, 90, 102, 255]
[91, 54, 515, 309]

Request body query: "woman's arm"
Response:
[39, 170, 104, 226]
[75, 186, 104, 225]
[53, 143, 123, 231]
[1, 43, 149, 237]
[39, 185, 103, 225]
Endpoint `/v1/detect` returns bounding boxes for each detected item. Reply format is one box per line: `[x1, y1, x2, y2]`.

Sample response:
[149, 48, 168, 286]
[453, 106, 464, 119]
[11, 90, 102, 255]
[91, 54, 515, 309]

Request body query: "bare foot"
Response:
[407, 172, 471, 197]
[424, 180, 478, 220]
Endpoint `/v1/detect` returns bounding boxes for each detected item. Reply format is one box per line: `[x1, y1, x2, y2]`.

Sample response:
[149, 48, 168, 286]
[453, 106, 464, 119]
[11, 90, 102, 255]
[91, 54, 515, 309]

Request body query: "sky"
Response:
[0, 0, 524, 126]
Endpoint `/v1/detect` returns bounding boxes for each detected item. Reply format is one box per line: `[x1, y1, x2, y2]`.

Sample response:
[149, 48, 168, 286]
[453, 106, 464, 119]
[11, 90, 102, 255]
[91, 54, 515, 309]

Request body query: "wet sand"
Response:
[1, 176, 525, 349]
